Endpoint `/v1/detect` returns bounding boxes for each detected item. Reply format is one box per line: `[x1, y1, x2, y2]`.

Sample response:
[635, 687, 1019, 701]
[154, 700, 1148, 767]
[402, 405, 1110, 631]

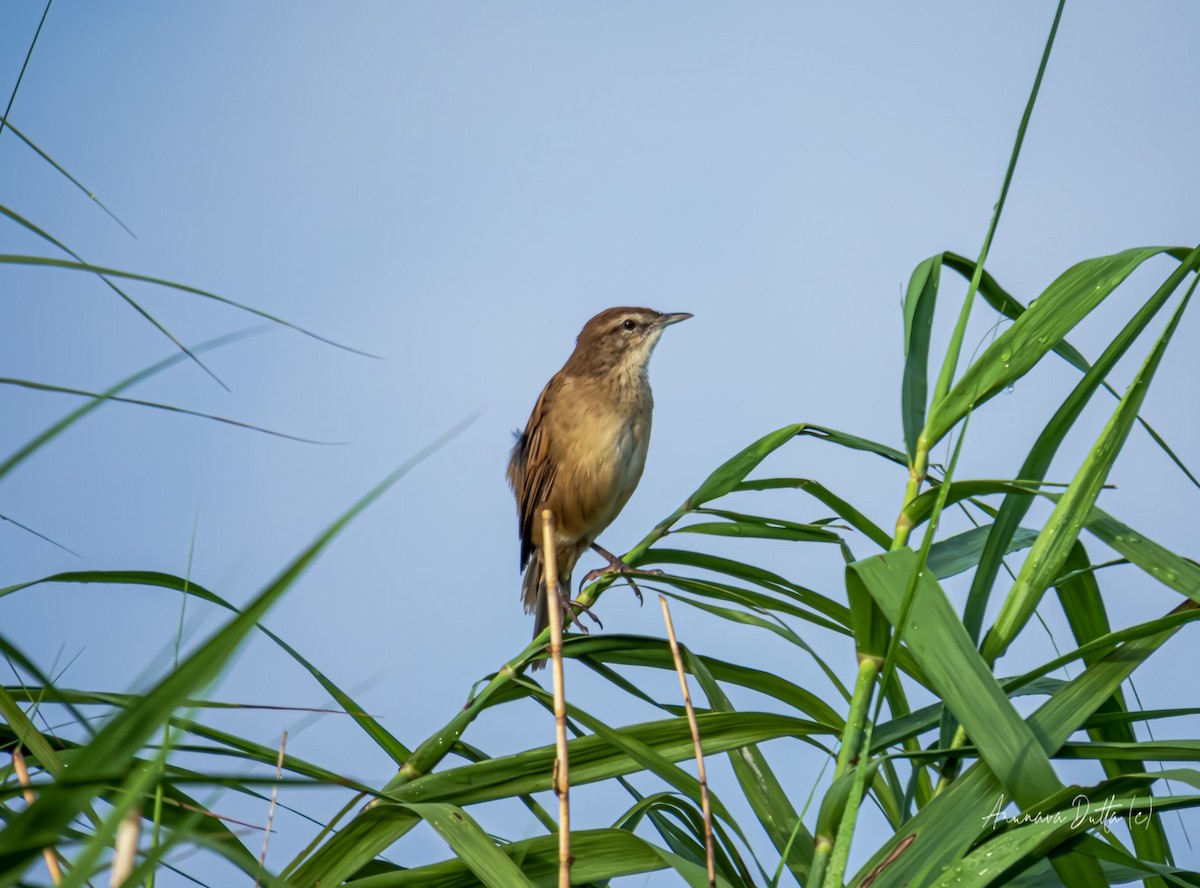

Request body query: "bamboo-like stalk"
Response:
[659, 595, 715, 888]
[833, 658, 877, 779]
[255, 730, 288, 888]
[809, 655, 878, 886]
[540, 509, 572, 888]
[11, 748, 63, 884]
[823, 722, 874, 888]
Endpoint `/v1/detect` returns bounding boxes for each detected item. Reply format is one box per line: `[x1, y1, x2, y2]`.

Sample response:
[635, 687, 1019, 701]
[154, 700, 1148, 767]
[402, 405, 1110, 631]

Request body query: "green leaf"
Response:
[515, 686, 747, 841]
[854, 591, 1194, 885]
[673, 520, 839, 543]
[963, 244, 1200, 641]
[404, 803, 535, 888]
[941, 251, 1087, 372]
[683, 652, 815, 883]
[0, 377, 333, 444]
[0, 686, 64, 778]
[0, 569, 413, 766]
[653, 572, 848, 637]
[343, 828, 724, 888]
[0, 328, 266, 482]
[981, 276, 1196, 663]
[0, 253, 377, 357]
[926, 525, 1038, 580]
[1054, 540, 1173, 879]
[686, 425, 905, 511]
[945, 247, 1200, 492]
[1084, 506, 1200, 602]
[302, 710, 814, 886]
[928, 780, 1200, 888]
[1057, 740, 1200, 762]
[610, 786, 756, 885]
[923, 246, 1186, 449]
[902, 255, 942, 461]
[389, 711, 818, 808]
[734, 478, 892, 549]
[0, 424, 467, 883]
[289, 804, 420, 885]
[902, 479, 1051, 530]
[0, 117, 134, 235]
[569, 634, 848, 721]
[687, 424, 811, 507]
[634, 548, 851, 629]
[848, 550, 1063, 807]
[0, 203, 225, 387]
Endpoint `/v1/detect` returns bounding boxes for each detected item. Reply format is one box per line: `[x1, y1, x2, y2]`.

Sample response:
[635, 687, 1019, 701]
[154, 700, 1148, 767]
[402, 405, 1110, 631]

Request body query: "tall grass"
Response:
[3, 6, 1199, 887]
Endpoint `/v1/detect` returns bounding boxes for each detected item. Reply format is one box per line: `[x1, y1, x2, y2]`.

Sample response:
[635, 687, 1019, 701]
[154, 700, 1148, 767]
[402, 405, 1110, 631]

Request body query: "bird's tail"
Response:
[523, 552, 570, 672]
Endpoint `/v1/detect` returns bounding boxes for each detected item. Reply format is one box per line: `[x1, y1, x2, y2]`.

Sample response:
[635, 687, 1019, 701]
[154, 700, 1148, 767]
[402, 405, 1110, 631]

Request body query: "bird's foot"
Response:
[556, 586, 603, 633]
[579, 543, 662, 605]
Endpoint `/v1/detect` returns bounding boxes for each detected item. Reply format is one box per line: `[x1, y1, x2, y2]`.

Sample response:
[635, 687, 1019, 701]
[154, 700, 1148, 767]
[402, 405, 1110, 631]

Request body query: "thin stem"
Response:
[810, 658, 878, 886]
[12, 748, 63, 884]
[660, 596, 716, 888]
[255, 731, 288, 887]
[927, 0, 1065, 417]
[540, 509, 572, 888]
[824, 723, 874, 888]
[834, 659, 878, 780]
[0, 0, 53, 145]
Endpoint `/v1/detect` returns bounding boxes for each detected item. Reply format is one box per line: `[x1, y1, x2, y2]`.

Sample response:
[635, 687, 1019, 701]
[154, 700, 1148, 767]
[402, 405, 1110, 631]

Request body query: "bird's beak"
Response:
[657, 312, 693, 327]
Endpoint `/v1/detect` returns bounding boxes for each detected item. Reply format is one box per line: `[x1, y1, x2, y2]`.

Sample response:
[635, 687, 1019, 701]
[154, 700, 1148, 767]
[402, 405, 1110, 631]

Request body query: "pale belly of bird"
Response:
[554, 405, 651, 552]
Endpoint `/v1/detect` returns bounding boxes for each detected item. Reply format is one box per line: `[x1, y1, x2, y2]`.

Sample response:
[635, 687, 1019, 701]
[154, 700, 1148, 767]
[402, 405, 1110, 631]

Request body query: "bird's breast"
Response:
[549, 376, 652, 544]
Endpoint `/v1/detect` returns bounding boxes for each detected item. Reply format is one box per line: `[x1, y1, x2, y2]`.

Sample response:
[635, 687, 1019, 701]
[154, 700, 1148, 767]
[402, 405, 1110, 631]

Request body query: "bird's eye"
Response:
[622, 319, 637, 331]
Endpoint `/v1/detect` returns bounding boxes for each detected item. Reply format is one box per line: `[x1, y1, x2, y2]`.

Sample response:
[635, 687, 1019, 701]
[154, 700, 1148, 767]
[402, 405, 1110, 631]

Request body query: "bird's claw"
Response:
[627, 577, 645, 606]
[556, 589, 603, 632]
[579, 564, 661, 607]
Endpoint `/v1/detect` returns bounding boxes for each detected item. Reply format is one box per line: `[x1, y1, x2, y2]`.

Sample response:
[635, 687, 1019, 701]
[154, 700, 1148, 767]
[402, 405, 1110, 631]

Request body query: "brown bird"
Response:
[507, 307, 692, 667]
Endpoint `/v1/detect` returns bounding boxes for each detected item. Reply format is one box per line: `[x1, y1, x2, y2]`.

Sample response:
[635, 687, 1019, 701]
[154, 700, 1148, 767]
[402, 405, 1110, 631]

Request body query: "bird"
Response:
[507, 306, 692, 668]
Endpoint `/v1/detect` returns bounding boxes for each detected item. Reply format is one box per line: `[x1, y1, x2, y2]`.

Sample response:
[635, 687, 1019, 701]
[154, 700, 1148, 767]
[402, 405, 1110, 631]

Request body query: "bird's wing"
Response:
[507, 377, 559, 570]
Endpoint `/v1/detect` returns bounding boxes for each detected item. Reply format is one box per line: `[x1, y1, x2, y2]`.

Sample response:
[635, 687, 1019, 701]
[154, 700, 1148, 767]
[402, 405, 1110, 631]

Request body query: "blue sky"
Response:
[3, 2, 1199, 882]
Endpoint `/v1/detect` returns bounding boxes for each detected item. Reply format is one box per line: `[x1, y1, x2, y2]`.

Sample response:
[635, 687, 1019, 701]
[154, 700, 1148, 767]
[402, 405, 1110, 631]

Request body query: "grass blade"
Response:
[0, 327, 267, 481]
[925, 246, 1185, 449]
[0, 419, 469, 881]
[981, 273, 1196, 663]
[0, 570, 413, 764]
[963, 245, 1200, 641]
[901, 255, 941, 461]
[0, 203, 223, 386]
[0, 254, 377, 358]
[0, 377, 336, 444]
[404, 803, 535, 888]
[0, 113, 136, 237]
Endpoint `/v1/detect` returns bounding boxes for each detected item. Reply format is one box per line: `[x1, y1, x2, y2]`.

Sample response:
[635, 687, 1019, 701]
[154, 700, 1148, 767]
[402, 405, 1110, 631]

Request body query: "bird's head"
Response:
[567, 307, 692, 378]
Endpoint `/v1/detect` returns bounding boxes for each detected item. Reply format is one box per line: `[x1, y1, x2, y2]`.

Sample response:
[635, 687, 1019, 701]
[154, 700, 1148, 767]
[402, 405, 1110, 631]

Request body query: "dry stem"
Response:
[12, 748, 63, 884]
[255, 730, 288, 888]
[659, 595, 715, 888]
[111, 808, 140, 886]
[540, 509, 572, 887]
